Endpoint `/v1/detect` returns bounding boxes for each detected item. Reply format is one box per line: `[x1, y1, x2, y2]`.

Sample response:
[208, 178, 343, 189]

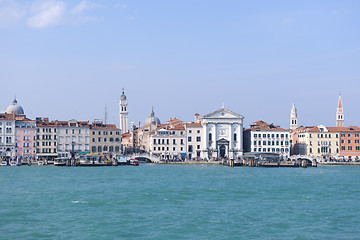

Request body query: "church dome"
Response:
[6, 99, 24, 115]
[145, 107, 160, 125]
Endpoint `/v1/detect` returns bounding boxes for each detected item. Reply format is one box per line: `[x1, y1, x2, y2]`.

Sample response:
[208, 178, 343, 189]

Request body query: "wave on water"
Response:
[71, 200, 88, 204]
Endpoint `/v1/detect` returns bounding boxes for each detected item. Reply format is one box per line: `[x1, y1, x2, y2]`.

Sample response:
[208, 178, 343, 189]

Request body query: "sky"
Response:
[0, 0, 360, 129]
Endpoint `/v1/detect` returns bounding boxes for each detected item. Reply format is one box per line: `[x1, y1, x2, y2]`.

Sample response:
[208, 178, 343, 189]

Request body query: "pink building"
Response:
[15, 116, 37, 159]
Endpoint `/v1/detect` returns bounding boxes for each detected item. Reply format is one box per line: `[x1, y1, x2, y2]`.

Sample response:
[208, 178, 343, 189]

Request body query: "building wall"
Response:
[90, 126, 121, 153]
[0, 115, 16, 157]
[339, 131, 360, 158]
[36, 126, 58, 159]
[186, 126, 202, 159]
[297, 131, 340, 158]
[58, 126, 90, 153]
[15, 127, 36, 157]
[150, 129, 186, 159]
[245, 130, 291, 158]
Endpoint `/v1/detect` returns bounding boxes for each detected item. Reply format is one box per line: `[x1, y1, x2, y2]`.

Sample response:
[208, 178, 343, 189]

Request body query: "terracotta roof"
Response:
[328, 126, 360, 132]
[0, 113, 15, 120]
[90, 124, 119, 130]
[246, 120, 288, 132]
[185, 122, 202, 128]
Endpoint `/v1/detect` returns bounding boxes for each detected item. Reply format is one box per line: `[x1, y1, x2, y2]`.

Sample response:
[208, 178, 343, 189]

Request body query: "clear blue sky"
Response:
[1, 0, 359, 128]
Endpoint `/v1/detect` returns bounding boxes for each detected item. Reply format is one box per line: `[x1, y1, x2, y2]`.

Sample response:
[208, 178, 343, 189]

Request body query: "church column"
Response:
[229, 123, 233, 159]
[214, 123, 218, 157]
[202, 123, 208, 158]
[239, 121, 243, 155]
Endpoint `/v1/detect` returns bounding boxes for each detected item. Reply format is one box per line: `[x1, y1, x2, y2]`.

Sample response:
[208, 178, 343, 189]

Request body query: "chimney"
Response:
[194, 113, 200, 123]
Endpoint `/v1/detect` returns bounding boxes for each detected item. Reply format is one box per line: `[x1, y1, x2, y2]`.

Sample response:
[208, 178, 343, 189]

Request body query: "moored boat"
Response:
[37, 160, 44, 165]
[10, 161, 17, 166]
[1, 160, 8, 166]
[130, 159, 139, 166]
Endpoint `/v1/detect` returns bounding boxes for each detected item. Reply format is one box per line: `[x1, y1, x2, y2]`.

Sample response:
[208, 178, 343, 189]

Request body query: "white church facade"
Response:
[200, 107, 244, 160]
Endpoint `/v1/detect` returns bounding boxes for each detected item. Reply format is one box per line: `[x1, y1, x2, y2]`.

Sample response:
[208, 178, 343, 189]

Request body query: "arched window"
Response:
[97, 146, 102, 152]
[318, 148, 320, 154]
[234, 133, 237, 141]
[209, 133, 212, 141]
[103, 146, 108, 151]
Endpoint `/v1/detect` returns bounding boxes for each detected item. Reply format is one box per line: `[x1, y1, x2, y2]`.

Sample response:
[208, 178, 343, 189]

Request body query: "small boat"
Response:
[10, 161, 17, 166]
[1, 161, 7, 166]
[37, 161, 44, 165]
[129, 159, 139, 166]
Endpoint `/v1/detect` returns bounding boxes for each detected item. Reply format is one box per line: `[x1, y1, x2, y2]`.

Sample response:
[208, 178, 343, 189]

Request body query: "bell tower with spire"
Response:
[336, 93, 344, 127]
[119, 88, 129, 133]
[290, 103, 298, 130]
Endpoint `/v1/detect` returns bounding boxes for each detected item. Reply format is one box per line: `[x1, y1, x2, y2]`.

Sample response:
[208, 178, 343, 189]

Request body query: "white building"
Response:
[244, 120, 291, 158]
[201, 107, 244, 159]
[149, 120, 186, 160]
[0, 114, 16, 158]
[185, 119, 203, 159]
[57, 119, 90, 155]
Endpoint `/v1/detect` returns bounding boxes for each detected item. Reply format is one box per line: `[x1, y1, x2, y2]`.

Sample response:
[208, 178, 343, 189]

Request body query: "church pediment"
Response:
[217, 138, 229, 144]
[202, 107, 244, 119]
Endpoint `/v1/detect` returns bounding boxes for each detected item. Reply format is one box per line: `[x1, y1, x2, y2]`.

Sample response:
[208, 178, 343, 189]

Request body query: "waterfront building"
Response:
[119, 89, 129, 134]
[89, 120, 121, 154]
[244, 120, 291, 159]
[185, 114, 203, 159]
[0, 113, 16, 158]
[15, 115, 36, 159]
[336, 94, 344, 127]
[36, 118, 59, 160]
[328, 126, 360, 160]
[201, 106, 244, 159]
[290, 104, 298, 130]
[292, 125, 340, 159]
[149, 118, 186, 159]
[57, 120, 90, 156]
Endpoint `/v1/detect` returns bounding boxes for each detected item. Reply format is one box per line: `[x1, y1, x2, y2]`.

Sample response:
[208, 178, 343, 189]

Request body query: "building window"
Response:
[188, 145, 193, 152]
[188, 136, 192, 142]
[209, 133, 212, 141]
[197, 145, 200, 149]
[196, 136, 201, 142]
[234, 133, 237, 141]
[189, 130, 192, 133]
[348, 146, 352, 151]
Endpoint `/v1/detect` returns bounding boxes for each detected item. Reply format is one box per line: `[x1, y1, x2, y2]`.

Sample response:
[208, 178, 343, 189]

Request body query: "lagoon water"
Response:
[0, 164, 359, 239]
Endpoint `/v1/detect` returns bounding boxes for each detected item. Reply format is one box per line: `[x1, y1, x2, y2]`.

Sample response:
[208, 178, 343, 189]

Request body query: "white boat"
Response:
[10, 161, 17, 166]
[54, 152, 70, 166]
[1, 161, 7, 166]
[54, 158, 68, 166]
[37, 161, 44, 165]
